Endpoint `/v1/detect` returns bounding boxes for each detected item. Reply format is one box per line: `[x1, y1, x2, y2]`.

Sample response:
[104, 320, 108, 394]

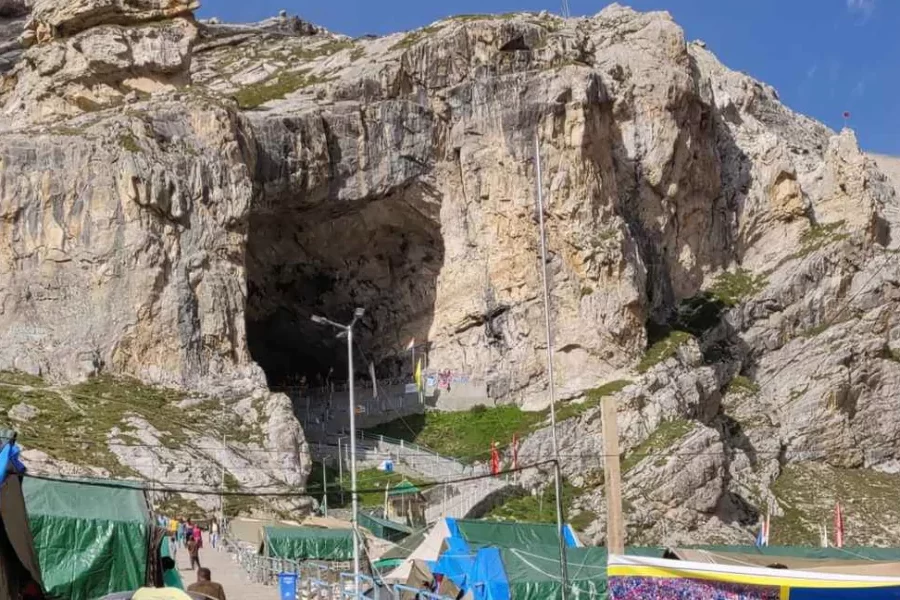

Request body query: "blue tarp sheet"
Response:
[470, 547, 510, 600]
[428, 537, 474, 589]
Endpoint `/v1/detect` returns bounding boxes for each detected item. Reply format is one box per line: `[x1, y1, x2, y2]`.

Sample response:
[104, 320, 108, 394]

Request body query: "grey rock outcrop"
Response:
[0, 0, 900, 538]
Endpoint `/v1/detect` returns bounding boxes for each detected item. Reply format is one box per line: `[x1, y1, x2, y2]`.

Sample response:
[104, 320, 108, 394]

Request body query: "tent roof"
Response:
[380, 530, 428, 561]
[385, 520, 451, 582]
[262, 525, 357, 561]
[675, 545, 900, 562]
[389, 480, 421, 496]
[455, 519, 578, 549]
[24, 477, 150, 523]
[264, 524, 353, 540]
[668, 548, 874, 570]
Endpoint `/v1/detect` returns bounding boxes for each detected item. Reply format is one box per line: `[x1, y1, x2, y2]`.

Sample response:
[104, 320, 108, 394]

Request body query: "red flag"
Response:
[834, 503, 844, 548]
[512, 433, 519, 471]
[490, 441, 500, 476]
[842, 111, 851, 119]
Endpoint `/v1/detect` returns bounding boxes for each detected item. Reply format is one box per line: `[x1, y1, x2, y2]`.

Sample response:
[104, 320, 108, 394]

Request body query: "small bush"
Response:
[727, 375, 760, 395]
[708, 269, 768, 307]
[799, 221, 848, 257]
[621, 419, 693, 473]
[470, 404, 487, 414]
[555, 380, 632, 422]
[637, 331, 693, 374]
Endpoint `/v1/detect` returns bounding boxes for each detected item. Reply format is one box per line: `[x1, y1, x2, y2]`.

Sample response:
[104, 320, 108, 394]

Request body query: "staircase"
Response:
[310, 433, 517, 521]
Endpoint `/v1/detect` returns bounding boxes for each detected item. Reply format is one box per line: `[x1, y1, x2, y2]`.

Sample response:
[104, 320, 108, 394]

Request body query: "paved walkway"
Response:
[175, 543, 274, 600]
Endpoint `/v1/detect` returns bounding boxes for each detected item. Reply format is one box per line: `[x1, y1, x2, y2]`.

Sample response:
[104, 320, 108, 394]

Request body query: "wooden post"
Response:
[601, 395, 625, 553]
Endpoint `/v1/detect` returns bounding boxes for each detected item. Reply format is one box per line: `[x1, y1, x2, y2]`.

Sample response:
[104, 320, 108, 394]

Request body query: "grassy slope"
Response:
[308, 462, 431, 508]
[0, 371, 269, 515]
[366, 381, 632, 464]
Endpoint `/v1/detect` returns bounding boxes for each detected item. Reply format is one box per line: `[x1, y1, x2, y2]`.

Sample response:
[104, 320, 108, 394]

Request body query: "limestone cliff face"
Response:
[1, 1, 900, 540]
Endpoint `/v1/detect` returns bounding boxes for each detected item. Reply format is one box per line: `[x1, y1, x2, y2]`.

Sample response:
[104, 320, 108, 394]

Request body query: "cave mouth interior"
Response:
[245, 189, 443, 388]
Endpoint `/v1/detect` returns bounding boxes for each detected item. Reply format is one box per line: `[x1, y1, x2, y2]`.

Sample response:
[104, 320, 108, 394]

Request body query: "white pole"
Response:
[348, 323, 361, 595]
[535, 133, 569, 596]
[338, 437, 344, 506]
[220, 434, 226, 525]
[322, 458, 328, 518]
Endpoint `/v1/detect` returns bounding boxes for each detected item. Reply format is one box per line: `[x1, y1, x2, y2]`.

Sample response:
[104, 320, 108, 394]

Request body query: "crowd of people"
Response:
[156, 515, 227, 599]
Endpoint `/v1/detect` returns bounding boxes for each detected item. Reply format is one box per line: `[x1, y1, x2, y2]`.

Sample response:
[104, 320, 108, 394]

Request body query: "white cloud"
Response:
[847, 0, 876, 17]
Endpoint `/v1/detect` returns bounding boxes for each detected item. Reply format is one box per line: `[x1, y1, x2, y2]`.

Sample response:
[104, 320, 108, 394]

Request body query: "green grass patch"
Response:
[119, 133, 141, 153]
[156, 495, 206, 520]
[308, 462, 430, 508]
[726, 375, 760, 396]
[486, 479, 581, 524]
[389, 25, 443, 51]
[799, 221, 848, 257]
[451, 13, 520, 22]
[621, 419, 693, 473]
[555, 380, 631, 422]
[366, 405, 546, 463]
[770, 463, 900, 546]
[708, 269, 768, 307]
[637, 331, 694, 373]
[290, 39, 355, 61]
[350, 46, 366, 62]
[234, 70, 333, 109]
[568, 509, 598, 532]
[0, 371, 46, 387]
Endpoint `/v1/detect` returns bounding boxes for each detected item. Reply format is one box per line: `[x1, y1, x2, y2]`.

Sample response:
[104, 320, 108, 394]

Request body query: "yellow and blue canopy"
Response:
[608, 554, 900, 599]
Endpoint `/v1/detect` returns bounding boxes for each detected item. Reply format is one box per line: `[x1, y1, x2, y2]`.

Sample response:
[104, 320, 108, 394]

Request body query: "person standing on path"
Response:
[186, 536, 201, 571]
[187, 568, 226, 600]
[210, 520, 219, 549]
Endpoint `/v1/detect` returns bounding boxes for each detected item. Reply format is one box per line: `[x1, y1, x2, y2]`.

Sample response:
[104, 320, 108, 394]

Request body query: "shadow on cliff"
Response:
[577, 57, 761, 530]
[244, 116, 444, 389]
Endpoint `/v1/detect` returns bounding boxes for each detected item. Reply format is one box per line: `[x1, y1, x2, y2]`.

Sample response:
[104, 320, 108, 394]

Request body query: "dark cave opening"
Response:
[245, 187, 444, 388]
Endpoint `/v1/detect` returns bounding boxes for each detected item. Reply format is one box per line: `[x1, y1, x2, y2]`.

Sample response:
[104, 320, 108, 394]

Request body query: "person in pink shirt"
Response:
[193, 524, 203, 549]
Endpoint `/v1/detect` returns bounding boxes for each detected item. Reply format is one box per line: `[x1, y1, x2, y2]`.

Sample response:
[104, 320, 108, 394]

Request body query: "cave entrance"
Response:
[245, 186, 443, 388]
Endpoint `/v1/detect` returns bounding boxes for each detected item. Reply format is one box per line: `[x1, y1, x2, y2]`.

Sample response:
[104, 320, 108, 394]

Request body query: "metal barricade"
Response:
[390, 584, 455, 600]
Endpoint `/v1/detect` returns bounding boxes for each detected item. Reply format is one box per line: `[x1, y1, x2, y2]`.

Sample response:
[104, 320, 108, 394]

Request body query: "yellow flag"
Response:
[414, 358, 423, 390]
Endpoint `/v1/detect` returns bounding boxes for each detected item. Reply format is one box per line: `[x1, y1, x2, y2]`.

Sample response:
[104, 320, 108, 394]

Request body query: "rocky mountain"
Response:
[0, 0, 899, 543]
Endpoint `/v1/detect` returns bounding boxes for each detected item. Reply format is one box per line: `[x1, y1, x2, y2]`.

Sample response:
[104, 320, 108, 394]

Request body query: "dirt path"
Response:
[176, 543, 275, 600]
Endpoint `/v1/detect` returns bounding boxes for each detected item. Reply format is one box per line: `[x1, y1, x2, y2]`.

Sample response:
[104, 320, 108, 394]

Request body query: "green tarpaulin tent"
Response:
[456, 519, 573, 549]
[502, 546, 608, 600]
[388, 481, 421, 497]
[357, 512, 413, 543]
[24, 477, 160, 600]
[262, 525, 354, 561]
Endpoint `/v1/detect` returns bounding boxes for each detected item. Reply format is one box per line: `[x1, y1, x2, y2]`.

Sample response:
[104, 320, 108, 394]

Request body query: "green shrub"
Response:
[726, 375, 760, 395]
[555, 380, 632, 422]
[621, 419, 693, 472]
[708, 269, 768, 307]
[636, 331, 693, 373]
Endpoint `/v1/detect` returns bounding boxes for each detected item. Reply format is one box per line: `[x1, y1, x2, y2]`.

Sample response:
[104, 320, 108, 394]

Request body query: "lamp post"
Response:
[534, 133, 570, 596]
[311, 307, 364, 594]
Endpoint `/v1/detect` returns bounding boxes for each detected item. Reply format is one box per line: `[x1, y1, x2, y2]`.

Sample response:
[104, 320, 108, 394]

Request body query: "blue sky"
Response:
[201, 0, 900, 155]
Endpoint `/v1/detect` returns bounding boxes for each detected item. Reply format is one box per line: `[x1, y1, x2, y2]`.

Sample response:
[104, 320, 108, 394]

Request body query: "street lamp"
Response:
[311, 307, 365, 594]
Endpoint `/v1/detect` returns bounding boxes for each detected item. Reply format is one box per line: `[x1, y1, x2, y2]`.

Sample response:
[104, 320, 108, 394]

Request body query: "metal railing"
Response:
[310, 432, 515, 521]
[222, 535, 455, 599]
